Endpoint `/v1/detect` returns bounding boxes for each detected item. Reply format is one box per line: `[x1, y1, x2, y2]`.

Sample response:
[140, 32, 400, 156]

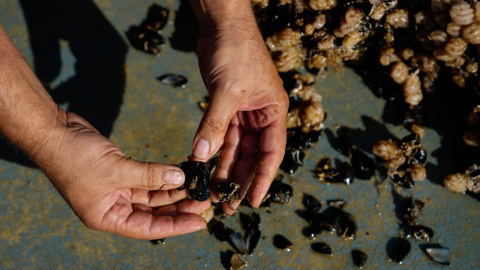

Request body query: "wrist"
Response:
[187, 0, 257, 32]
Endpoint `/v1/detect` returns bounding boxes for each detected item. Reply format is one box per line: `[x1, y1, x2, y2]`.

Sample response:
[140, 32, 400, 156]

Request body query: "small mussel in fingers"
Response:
[217, 182, 240, 203]
[178, 157, 218, 201]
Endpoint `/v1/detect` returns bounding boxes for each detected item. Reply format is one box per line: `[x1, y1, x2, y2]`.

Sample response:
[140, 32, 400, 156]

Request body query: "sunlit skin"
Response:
[0, 0, 288, 239]
[188, 0, 288, 214]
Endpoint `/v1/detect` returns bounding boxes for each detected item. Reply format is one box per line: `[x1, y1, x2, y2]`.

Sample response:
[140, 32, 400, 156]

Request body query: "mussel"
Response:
[303, 194, 322, 212]
[420, 244, 451, 265]
[178, 157, 218, 201]
[351, 249, 367, 268]
[311, 242, 333, 256]
[157, 74, 188, 87]
[267, 179, 293, 204]
[126, 4, 169, 55]
[217, 182, 240, 203]
[351, 149, 375, 180]
[386, 237, 411, 264]
[403, 224, 434, 242]
[273, 234, 293, 251]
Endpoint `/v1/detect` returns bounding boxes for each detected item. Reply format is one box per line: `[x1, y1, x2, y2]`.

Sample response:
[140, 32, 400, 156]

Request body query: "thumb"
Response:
[192, 94, 239, 161]
[119, 158, 185, 190]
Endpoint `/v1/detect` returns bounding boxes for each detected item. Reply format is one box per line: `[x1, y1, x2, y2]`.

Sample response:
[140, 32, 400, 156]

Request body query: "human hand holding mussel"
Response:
[188, 0, 289, 214]
[0, 26, 210, 240]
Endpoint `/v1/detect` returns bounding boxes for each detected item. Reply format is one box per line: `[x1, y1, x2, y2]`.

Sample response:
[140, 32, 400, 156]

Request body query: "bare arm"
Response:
[0, 25, 210, 239]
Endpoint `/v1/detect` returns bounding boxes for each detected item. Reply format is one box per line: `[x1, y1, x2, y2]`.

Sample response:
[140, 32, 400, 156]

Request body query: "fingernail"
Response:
[193, 138, 210, 159]
[166, 170, 184, 185]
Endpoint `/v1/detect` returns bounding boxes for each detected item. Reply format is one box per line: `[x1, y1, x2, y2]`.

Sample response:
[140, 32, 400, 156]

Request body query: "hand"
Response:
[189, 2, 289, 214]
[37, 112, 210, 239]
[0, 26, 209, 239]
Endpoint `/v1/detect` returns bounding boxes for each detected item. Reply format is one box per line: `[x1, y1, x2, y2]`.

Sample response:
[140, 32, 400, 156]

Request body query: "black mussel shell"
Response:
[322, 206, 356, 239]
[268, 181, 293, 204]
[338, 161, 354, 185]
[240, 212, 261, 232]
[387, 237, 411, 264]
[303, 194, 322, 212]
[409, 147, 427, 165]
[420, 244, 451, 265]
[240, 213, 261, 254]
[318, 161, 354, 185]
[351, 149, 375, 180]
[302, 224, 323, 239]
[217, 182, 240, 202]
[336, 134, 353, 157]
[143, 4, 169, 32]
[286, 128, 322, 150]
[311, 242, 333, 256]
[352, 249, 367, 268]
[207, 219, 232, 242]
[400, 133, 421, 151]
[281, 147, 305, 174]
[289, 95, 303, 109]
[126, 26, 165, 55]
[295, 209, 326, 224]
[390, 173, 414, 189]
[403, 224, 434, 242]
[273, 234, 293, 251]
[230, 231, 247, 255]
[157, 74, 188, 87]
[245, 229, 261, 255]
[327, 200, 347, 209]
[178, 157, 217, 201]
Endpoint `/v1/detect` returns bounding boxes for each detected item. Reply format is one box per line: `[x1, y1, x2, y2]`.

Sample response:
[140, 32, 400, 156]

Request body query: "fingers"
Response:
[103, 196, 208, 240]
[153, 199, 211, 216]
[191, 94, 240, 161]
[247, 119, 286, 208]
[118, 158, 185, 190]
[130, 188, 189, 207]
[222, 132, 260, 215]
[210, 114, 242, 202]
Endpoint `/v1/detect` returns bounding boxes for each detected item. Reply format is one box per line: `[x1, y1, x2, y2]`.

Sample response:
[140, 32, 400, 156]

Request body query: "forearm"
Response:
[0, 25, 66, 164]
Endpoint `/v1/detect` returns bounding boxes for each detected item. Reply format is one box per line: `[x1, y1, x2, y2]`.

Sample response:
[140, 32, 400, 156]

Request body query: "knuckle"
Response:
[142, 163, 160, 189]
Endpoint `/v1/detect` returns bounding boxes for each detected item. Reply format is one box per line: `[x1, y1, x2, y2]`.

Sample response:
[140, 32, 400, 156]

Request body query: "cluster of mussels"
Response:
[208, 212, 262, 269]
[297, 195, 368, 268]
[127, 5, 189, 88]
[178, 157, 242, 208]
[281, 73, 326, 174]
[373, 133, 427, 189]
[387, 189, 451, 265]
[315, 130, 376, 185]
[126, 4, 169, 55]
